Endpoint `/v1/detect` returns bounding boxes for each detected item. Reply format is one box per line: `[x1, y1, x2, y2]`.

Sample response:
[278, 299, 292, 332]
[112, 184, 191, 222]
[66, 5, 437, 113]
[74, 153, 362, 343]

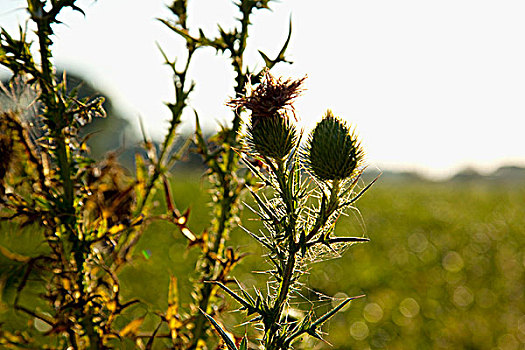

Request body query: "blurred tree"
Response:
[1, 70, 136, 160]
[58, 71, 136, 159]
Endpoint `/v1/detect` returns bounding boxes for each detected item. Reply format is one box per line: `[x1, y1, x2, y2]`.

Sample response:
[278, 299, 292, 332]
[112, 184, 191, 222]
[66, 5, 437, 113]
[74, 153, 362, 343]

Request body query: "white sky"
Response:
[1, 0, 524, 179]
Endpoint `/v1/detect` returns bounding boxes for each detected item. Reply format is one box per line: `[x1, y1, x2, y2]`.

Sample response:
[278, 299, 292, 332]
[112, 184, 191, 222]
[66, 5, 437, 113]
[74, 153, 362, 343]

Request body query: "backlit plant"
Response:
[200, 72, 374, 349]
[0, 0, 375, 349]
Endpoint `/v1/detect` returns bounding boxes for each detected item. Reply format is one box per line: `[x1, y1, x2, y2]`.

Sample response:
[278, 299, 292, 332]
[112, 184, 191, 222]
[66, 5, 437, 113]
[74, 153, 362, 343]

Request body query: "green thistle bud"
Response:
[304, 110, 364, 181]
[247, 112, 297, 159]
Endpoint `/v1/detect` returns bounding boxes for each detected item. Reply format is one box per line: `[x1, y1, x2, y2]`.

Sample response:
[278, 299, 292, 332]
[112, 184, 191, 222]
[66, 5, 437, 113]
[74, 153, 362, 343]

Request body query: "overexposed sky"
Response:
[1, 0, 524, 178]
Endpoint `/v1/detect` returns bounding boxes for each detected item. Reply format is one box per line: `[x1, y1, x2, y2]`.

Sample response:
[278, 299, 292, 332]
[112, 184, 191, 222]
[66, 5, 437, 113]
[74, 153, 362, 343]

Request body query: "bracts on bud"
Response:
[304, 110, 364, 181]
[247, 111, 297, 160]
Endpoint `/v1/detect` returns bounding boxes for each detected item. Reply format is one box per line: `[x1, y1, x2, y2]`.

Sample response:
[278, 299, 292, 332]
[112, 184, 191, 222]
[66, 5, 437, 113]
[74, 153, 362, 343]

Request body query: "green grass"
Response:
[323, 180, 525, 349]
[2, 173, 524, 349]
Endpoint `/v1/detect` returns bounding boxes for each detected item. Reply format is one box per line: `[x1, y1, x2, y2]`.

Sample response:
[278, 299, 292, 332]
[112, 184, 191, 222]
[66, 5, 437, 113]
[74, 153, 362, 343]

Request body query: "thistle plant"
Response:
[201, 72, 375, 349]
[0, 0, 173, 347]
[0, 1, 375, 349]
[153, 1, 294, 348]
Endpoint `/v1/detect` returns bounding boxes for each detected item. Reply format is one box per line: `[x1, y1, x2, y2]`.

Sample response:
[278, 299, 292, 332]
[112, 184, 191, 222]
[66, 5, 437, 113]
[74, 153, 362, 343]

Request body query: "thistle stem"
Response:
[328, 179, 341, 212]
[32, 3, 101, 348]
[305, 179, 341, 243]
[261, 157, 301, 349]
[265, 241, 298, 349]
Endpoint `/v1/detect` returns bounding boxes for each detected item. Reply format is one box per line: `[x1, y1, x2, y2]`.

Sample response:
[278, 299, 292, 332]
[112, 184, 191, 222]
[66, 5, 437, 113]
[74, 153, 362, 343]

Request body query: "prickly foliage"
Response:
[207, 72, 374, 349]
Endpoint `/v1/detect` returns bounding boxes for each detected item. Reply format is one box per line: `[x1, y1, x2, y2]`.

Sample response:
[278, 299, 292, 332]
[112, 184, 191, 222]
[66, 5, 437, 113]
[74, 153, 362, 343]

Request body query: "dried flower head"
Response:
[304, 110, 364, 181]
[228, 70, 305, 119]
[230, 72, 304, 160]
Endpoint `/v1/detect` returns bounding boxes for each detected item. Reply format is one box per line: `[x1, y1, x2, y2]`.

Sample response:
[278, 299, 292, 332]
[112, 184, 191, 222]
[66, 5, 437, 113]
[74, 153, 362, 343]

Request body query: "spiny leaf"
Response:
[240, 225, 274, 252]
[249, 188, 279, 224]
[257, 16, 293, 70]
[340, 173, 381, 207]
[200, 309, 238, 350]
[285, 295, 365, 344]
[207, 281, 257, 315]
[277, 16, 293, 64]
[312, 295, 364, 328]
[167, 135, 192, 169]
[156, 42, 176, 68]
[70, 4, 86, 17]
[194, 111, 209, 157]
[240, 153, 271, 187]
[235, 279, 256, 305]
[258, 50, 272, 68]
[158, 18, 196, 45]
[239, 335, 248, 350]
[167, 0, 188, 27]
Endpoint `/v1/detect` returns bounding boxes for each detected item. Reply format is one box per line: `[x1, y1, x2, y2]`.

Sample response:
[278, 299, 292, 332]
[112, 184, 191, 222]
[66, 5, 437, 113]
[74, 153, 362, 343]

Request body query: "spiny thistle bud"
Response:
[304, 110, 364, 181]
[229, 71, 305, 159]
[247, 112, 297, 159]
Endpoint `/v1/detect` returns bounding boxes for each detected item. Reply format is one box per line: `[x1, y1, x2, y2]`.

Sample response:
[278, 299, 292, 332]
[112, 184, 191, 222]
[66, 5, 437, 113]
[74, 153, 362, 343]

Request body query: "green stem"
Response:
[271, 158, 295, 223]
[262, 158, 300, 349]
[184, 2, 272, 347]
[157, 50, 193, 164]
[137, 44, 196, 215]
[33, 4, 100, 348]
[188, 7, 254, 346]
[189, 176, 233, 349]
[265, 242, 297, 349]
[328, 179, 341, 212]
[305, 179, 341, 242]
[34, 12, 74, 211]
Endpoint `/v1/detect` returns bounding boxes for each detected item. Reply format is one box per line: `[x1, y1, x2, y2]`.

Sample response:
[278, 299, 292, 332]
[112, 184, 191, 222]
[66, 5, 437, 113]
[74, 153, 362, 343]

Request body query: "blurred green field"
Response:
[320, 179, 525, 349]
[1, 172, 524, 349]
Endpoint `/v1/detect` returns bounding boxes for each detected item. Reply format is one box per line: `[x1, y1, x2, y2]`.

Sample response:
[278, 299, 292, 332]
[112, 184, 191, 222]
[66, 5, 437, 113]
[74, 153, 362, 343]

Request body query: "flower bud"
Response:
[229, 71, 304, 160]
[247, 112, 297, 159]
[304, 110, 363, 181]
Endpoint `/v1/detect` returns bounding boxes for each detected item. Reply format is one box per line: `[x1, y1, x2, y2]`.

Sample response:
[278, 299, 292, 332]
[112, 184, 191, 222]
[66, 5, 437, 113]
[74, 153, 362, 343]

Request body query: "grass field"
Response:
[1, 172, 524, 349]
